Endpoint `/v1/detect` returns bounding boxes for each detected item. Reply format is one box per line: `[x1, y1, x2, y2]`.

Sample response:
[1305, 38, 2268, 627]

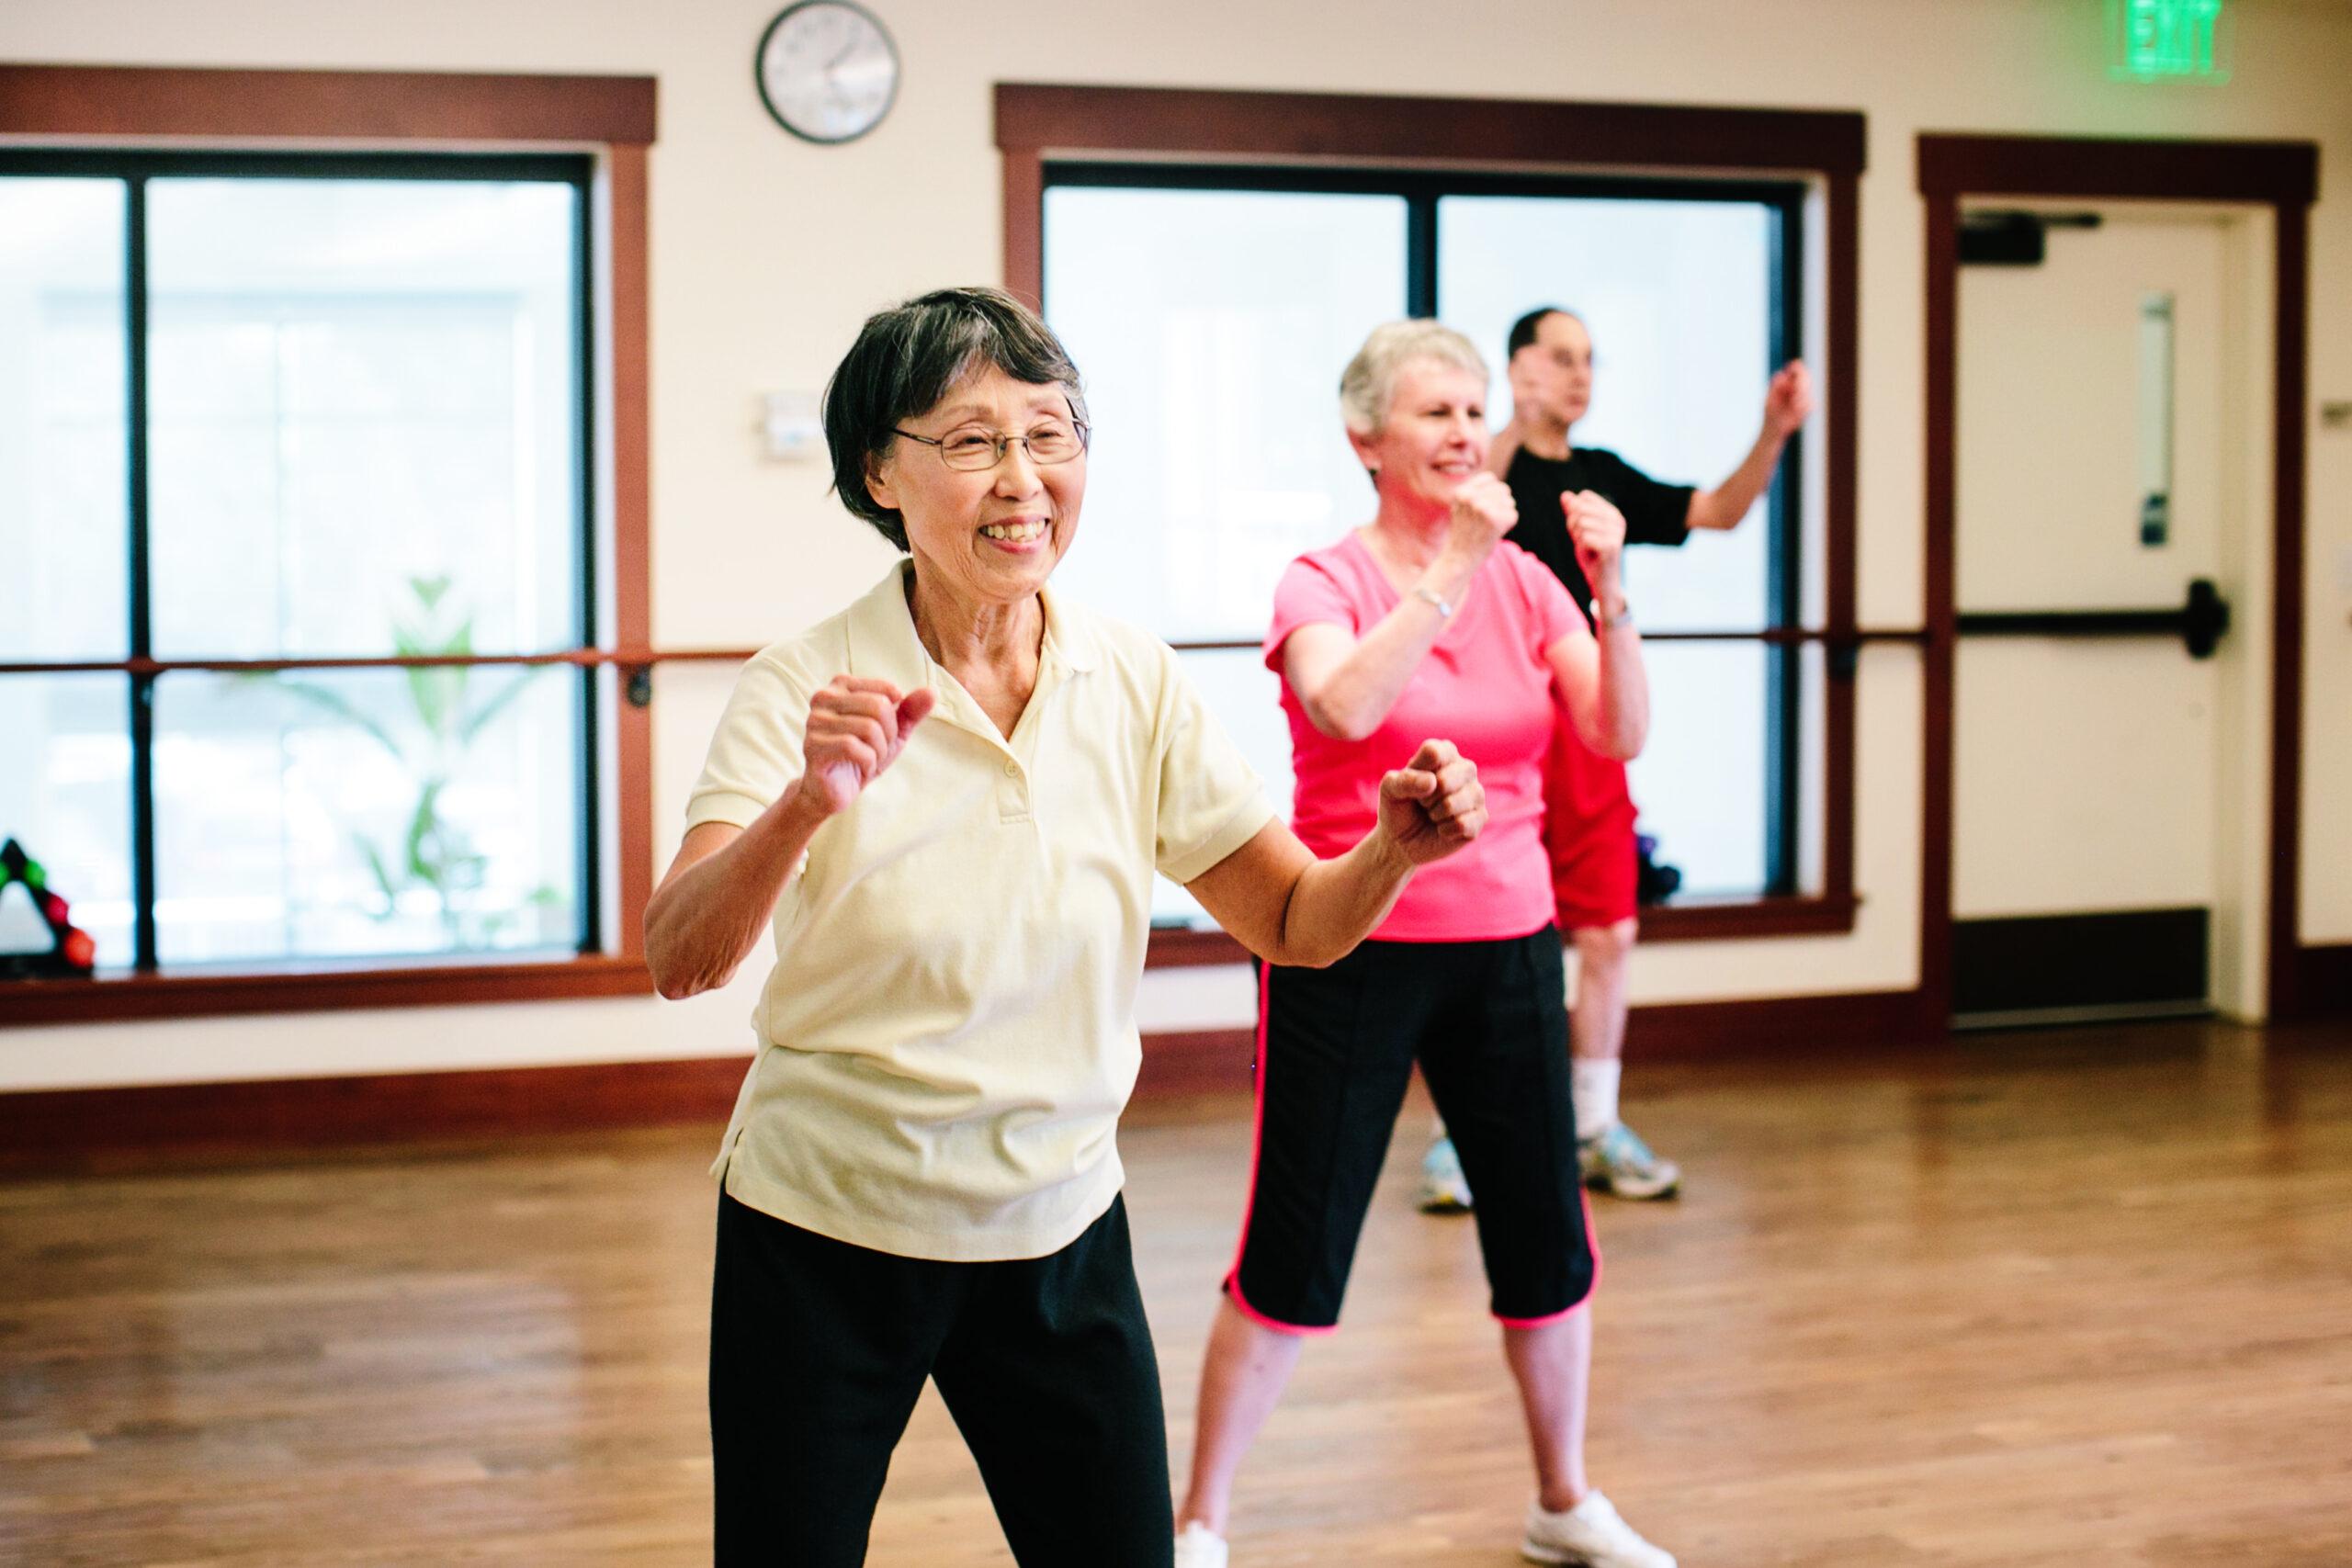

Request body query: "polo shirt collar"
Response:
[1040, 575, 1100, 674]
[843, 559, 1101, 694]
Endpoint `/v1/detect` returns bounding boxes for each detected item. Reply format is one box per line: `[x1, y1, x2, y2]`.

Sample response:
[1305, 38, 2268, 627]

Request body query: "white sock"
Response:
[1572, 1057, 1622, 1137]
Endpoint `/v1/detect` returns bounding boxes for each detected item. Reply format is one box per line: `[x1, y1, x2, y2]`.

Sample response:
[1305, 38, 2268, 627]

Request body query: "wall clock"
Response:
[755, 0, 899, 145]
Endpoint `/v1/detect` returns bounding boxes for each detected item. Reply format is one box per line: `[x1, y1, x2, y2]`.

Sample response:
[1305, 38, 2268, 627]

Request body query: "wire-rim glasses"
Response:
[891, 419, 1091, 471]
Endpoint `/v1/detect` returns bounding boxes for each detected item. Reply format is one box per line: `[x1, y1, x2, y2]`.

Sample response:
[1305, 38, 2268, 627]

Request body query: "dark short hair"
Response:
[822, 286, 1087, 551]
[1506, 305, 1580, 358]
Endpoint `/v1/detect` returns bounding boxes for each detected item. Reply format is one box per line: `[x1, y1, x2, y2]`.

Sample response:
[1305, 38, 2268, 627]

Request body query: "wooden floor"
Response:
[4, 1020, 2349, 1566]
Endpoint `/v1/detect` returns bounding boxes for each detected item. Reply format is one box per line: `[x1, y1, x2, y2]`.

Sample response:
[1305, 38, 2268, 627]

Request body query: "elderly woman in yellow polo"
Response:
[645, 286, 1488, 1568]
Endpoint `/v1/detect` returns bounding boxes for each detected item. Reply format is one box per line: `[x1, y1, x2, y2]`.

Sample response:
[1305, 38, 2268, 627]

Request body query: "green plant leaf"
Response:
[268, 676, 402, 759]
[406, 664, 466, 741]
[355, 833, 401, 918]
[405, 780, 447, 886]
[458, 664, 548, 746]
[391, 575, 481, 742]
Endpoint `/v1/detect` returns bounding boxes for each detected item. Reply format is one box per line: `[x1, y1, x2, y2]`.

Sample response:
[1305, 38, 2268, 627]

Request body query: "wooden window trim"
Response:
[997, 84, 1869, 958]
[1, 956, 658, 1027]
[1, 64, 659, 1026]
[0, 63, 656, 145]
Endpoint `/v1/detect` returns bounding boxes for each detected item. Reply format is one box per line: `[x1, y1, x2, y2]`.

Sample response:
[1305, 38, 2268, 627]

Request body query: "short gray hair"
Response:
[1339, 320, 1488, 437]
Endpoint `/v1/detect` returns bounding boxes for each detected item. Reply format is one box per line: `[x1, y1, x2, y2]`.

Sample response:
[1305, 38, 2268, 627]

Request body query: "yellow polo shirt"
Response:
[686, 561, 1273, 1261]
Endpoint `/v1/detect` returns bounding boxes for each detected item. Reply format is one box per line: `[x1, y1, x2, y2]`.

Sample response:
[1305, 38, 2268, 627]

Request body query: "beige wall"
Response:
[3, 0, 2346, 1089]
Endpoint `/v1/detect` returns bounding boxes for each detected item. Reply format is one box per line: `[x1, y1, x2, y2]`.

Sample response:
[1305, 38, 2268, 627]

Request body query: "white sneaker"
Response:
[1418, 1134, 1474, 1213]
[1521, 1491, 1676, 1567]
[1174, 1520, 1229, 1568]
[1577, 1121, 1681, 1201]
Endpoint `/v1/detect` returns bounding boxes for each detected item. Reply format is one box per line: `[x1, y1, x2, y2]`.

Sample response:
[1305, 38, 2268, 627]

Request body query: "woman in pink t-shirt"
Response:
[1172, 321, 1675, 1568]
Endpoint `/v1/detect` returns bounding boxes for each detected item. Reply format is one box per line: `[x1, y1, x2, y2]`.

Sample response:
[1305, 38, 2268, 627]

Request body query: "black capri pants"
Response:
[710, 1191, 1173, 1567]
[1225, 928, 1599, 1333]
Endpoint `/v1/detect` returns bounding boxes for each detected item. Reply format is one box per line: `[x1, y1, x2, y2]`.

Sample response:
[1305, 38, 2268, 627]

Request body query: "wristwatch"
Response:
[1592, 595, 1634, 631]
[1412, 585, 1454, 620]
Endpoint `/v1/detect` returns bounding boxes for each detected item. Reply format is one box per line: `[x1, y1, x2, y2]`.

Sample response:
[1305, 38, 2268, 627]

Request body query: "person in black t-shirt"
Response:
[1416, 305, 1811, 1212]
[1498, 445, 1695, 615]
[1497, 308, 1810, 614]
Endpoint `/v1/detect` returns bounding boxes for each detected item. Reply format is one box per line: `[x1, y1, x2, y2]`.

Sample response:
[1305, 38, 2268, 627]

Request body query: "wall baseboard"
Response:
[0, 1056, 752, 1177]
[2293, 942, 2352, 1017]
[1132, 1028, 1255, 1097]
[1621, 987, 1935, 1059]
[1951, 909, 2208, 1019]
[0, 1037, 1266, 1176]
[0, 989, 1938, 1176]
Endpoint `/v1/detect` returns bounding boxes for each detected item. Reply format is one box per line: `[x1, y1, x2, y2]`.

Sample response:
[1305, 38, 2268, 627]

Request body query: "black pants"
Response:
[709, 1191, 1174, 1567]
[1229, 930, 1595, 1330]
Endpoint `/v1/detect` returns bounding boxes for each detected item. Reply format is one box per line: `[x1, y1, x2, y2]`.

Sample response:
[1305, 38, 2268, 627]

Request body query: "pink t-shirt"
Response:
[1265, 533, 1584, 942]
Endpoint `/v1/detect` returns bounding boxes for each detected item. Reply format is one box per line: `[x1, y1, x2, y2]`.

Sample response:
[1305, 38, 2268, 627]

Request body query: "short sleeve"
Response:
[1151, 647, 1276, 885]
[1508, 547, 1587, 653]
[1263, 554, 1361, 676]
[684, 651, 815, 831]
[1595, 451, 1696, 548]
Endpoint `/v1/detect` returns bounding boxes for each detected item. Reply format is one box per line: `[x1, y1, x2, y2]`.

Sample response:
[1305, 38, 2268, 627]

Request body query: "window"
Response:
[1000, 85, 1866, 949]
[1, 65, 659, 1021]
[2, 152, 594, 976]
[1042, 168, 1804, 924]
[1044, 185, 1408, 910]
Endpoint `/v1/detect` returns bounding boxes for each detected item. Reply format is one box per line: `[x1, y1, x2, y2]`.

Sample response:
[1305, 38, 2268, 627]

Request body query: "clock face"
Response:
[756, 0, 899, 145]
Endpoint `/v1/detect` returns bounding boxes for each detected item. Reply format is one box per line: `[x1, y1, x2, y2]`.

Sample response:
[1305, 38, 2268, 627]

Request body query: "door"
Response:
[1951, 202, 2259, 1025]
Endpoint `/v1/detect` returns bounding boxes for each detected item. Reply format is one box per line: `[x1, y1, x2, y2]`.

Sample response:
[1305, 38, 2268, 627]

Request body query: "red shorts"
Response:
[1543, 715, 1639, 931]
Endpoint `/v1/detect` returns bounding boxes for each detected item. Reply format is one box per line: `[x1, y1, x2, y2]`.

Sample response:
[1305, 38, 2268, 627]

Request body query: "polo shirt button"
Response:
[1003, 761, 1019, 777]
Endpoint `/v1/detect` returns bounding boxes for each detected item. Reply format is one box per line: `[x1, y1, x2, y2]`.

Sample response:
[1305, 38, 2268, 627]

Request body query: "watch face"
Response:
[756, 0, 899, 144]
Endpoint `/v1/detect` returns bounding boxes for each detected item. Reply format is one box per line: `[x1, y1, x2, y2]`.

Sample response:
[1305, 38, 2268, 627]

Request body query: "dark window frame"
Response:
[998, 84, 1870, 956]
[0, 63, 663, 1025]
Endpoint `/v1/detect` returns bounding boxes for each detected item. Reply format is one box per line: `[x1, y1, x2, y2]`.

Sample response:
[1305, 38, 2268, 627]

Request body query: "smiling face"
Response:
[1351, 356, 1490, 515]
[865, 365, 1086, 610]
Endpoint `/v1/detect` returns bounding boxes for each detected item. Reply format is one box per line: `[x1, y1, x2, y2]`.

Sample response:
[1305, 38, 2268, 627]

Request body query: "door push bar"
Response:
[1955, 578, 2230, 660]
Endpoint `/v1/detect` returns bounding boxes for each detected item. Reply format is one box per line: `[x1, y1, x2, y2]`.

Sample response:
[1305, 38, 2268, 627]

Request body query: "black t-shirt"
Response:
[1503, 446, 1695, 614]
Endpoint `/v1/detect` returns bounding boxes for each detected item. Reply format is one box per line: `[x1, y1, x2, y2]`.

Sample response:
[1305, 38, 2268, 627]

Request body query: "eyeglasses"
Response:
[892, 419, 1090, 471]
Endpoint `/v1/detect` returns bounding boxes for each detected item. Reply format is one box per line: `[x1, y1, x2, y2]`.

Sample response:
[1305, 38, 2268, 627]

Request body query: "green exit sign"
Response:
[2109, 0, 2228, 81]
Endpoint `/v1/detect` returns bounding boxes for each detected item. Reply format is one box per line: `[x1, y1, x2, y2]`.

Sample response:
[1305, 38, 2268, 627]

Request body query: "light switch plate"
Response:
[761, 391, 823, 461]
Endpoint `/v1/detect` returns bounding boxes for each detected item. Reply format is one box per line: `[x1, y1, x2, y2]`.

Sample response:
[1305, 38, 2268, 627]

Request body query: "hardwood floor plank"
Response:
[2, 1020, 2346, 1565]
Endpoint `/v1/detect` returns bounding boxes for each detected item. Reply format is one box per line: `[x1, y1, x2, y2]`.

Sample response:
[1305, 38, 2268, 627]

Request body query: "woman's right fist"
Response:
[1564, 489, 1627, 591]
[1445, 470, 1519, 563]
[795, 676, 936, 818]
